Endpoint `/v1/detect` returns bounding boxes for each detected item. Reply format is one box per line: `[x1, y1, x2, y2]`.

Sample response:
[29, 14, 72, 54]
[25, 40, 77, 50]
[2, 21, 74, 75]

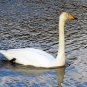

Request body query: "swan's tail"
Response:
[0, 50, 7, 60]
[0, 50, 6, 55]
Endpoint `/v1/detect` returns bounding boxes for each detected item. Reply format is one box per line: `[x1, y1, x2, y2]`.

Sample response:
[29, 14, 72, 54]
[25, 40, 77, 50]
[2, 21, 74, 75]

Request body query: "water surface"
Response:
[0, 0, 87, 87]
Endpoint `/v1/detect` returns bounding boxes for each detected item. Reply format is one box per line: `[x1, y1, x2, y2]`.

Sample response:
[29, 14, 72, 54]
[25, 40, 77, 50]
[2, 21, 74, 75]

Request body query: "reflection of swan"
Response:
[0, 12, 76, 68]
[56, 67, 65, 87]
[0, 61, 65, 87]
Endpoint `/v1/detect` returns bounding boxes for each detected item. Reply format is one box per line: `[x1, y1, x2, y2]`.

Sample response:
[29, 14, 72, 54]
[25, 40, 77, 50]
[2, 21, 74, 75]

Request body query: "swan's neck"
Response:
[56, 20, 65, 66]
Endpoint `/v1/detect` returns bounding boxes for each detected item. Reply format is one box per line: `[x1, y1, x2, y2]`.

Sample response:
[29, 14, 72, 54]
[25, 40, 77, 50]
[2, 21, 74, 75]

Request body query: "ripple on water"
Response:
[0, 0, 87, 87]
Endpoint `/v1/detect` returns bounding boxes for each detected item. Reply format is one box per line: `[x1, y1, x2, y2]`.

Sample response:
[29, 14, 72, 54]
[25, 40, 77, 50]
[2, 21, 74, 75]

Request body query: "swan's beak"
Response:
[69, 14, 77, 20]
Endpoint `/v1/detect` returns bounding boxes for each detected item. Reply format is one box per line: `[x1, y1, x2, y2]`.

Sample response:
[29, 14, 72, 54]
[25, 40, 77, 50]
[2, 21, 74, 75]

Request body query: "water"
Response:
[0, 0, 87, 87]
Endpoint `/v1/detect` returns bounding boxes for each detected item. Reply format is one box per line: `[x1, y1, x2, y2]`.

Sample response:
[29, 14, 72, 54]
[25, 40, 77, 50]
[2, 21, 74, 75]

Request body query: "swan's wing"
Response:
[0, 48, 55, 66]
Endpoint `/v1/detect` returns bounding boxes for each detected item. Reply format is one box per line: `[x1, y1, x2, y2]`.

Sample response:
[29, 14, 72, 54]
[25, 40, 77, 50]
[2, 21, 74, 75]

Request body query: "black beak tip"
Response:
[74, 17, 78, 20]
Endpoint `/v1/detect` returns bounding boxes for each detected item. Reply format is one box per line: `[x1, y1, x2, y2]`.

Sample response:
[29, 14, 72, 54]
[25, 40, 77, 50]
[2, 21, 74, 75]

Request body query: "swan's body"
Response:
[0, 12, 76, 68]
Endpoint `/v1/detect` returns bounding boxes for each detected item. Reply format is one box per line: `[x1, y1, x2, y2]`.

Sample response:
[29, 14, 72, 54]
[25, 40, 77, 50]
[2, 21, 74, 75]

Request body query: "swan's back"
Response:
[0, 48, 55, 67]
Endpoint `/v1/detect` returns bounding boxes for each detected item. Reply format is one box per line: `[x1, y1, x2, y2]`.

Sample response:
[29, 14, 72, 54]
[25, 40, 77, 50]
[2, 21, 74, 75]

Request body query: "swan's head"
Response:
[59, 12, 76, 22]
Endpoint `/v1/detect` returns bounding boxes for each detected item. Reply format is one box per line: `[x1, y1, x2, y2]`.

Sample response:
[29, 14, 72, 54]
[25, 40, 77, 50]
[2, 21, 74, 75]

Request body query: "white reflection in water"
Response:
[0, 61, 65, 87]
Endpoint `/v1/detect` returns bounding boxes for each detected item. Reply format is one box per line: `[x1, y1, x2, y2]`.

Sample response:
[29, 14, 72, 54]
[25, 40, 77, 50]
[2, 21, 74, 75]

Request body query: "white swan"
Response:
[0, 12, 76, 68]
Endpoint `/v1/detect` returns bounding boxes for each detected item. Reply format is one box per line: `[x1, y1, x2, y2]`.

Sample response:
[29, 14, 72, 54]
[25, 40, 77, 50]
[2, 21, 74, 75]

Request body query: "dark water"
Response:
[0, 0, 87, 87]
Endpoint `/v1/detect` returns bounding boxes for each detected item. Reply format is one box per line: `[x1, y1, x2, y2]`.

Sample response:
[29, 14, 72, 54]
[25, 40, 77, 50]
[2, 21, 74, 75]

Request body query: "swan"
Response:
[0, 12, 76, 68]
